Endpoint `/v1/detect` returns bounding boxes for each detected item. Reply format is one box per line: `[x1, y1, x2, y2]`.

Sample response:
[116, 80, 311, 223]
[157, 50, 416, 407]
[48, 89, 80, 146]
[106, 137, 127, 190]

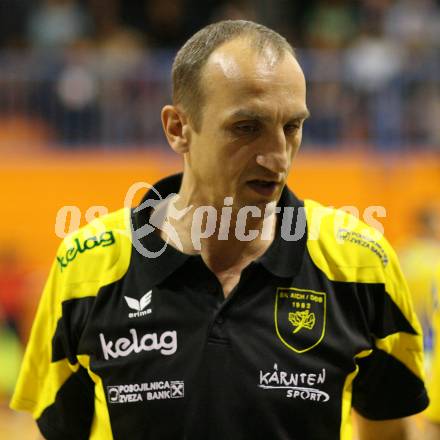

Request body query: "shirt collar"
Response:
[257, 186, 307, 278]
[132, 173, 306, 285]
[131, 174, 190, 286]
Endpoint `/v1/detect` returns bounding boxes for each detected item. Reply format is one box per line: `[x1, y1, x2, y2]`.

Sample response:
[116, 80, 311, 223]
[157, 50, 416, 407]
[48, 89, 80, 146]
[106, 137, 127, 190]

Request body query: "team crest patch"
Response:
[274, 287, 327, 354]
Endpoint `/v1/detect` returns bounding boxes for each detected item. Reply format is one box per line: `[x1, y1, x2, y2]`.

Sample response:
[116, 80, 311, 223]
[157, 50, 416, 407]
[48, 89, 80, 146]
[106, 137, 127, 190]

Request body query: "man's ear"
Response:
[161, 105, 191, 154]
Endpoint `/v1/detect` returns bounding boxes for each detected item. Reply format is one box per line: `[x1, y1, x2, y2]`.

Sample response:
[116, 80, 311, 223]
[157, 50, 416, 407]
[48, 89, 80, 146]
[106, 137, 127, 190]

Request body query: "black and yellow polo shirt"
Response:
[11, 174, 428, 439]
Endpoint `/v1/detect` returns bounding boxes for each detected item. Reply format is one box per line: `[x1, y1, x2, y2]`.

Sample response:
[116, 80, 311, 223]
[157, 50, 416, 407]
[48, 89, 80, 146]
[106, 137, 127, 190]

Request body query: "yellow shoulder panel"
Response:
[305, 199, 389, 282]
[305, 199, 425, 380]
[57, 207, 133, 294]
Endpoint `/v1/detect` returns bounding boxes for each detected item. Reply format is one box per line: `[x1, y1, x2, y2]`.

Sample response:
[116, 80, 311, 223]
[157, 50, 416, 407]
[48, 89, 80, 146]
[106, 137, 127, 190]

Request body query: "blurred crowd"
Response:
[0, 0, 439, 149]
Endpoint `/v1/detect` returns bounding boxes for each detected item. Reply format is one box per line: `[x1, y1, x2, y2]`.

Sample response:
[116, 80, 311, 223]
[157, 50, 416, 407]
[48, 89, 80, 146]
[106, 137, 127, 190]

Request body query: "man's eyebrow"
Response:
[289, 109, 311, 121]
[229, 108, 311, 121]
[229, 109, 270, 121]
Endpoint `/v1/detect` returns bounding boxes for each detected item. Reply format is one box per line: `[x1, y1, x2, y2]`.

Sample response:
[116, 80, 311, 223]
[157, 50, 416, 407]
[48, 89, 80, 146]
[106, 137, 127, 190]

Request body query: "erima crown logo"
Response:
[125, 290, 152, 318]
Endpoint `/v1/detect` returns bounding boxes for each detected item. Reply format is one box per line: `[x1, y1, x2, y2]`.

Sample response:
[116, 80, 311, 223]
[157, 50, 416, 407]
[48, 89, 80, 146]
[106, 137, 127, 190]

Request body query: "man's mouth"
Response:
[247, 179, 279, 197]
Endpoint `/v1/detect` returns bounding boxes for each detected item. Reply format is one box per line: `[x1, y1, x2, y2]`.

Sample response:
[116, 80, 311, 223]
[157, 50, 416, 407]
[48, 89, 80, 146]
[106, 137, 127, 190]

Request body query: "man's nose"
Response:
[256, 130, 289, 175]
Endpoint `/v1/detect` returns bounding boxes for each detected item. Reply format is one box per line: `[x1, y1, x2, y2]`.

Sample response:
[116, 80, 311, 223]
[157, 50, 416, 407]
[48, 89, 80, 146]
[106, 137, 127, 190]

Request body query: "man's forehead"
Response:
[203, 38, 300, 83]
[207, 43, 280, 79]
[200, 42, 305, 113]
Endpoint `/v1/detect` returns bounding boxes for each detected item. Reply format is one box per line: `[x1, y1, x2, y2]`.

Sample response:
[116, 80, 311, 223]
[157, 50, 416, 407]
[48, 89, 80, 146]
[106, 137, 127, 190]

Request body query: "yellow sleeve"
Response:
[9, 244, 81, 418]
[10, 209, 131, 438]
[305, 200, 428, 419]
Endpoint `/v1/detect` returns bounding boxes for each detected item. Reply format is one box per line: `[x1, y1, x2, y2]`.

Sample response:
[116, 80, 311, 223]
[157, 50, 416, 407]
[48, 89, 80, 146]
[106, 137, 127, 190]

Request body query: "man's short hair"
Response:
[172, 20, 295, 131]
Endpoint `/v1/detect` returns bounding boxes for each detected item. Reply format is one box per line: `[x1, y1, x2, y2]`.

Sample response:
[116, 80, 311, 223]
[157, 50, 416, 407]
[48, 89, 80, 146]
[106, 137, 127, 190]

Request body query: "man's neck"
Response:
[155, 193, 278, 272]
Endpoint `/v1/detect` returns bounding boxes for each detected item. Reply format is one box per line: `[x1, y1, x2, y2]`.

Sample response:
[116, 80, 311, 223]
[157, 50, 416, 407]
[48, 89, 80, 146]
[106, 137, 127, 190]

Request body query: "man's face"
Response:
[183, 38, 308, 210]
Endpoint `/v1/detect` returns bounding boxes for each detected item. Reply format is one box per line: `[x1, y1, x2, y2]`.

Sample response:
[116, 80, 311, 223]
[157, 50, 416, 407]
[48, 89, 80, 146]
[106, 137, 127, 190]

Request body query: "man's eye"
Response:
[234, 122, 259, 134]
[284, 123, 301, 135]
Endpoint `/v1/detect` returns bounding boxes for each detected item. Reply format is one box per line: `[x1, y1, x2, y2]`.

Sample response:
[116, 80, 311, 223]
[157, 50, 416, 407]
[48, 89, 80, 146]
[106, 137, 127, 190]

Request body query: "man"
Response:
[399, 206, 440, 355]
[11, 20, 428, 439]
[425, 264, 440, 439]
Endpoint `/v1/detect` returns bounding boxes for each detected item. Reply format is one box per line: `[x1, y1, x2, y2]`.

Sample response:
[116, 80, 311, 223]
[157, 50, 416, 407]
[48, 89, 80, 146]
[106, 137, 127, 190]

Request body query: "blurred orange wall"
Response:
[1, 150, 439, 270]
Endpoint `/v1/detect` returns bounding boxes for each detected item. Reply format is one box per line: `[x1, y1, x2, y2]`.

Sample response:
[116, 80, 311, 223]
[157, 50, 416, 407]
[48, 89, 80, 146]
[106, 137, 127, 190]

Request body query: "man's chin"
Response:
[235, 192, 281, 213]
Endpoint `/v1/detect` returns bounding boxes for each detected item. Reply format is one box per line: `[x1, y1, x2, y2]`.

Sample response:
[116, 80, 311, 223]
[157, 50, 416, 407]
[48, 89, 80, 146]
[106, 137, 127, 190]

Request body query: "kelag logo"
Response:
[57, 230, 115, 272]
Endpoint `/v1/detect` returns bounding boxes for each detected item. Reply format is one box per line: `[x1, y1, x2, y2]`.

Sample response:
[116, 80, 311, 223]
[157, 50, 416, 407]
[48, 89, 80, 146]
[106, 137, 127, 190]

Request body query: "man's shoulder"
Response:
[303, 199, 393, 283]
[54, 207, 132, 288]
